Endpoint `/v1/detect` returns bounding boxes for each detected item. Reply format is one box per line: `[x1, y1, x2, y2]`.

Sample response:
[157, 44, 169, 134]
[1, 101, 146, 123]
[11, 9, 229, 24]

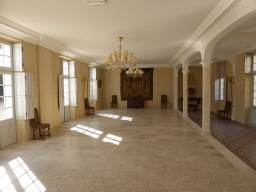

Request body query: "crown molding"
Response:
[169, 0, 235, 65]
[0, 16, 98, 66]
[136, 64, 172, 68]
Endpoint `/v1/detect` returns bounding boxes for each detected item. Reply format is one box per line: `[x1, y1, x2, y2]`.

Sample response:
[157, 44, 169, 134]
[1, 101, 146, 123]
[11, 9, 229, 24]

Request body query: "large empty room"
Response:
[0, 0, 256, 192]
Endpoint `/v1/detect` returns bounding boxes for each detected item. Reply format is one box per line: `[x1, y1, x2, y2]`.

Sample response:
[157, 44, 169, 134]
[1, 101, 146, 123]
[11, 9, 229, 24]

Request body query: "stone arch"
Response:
[202, 6, 256, 61]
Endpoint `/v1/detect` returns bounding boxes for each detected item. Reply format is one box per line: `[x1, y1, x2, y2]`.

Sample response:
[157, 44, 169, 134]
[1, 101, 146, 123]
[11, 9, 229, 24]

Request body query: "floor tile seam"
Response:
[177, 110, 256, 178]
[231, 138, 256, 152]
[236, 140, 256, 157]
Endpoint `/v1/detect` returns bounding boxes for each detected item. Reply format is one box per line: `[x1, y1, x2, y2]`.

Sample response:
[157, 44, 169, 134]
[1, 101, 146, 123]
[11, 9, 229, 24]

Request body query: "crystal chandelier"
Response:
[103, 37, 139, 72]
[125, 67, 144, 78]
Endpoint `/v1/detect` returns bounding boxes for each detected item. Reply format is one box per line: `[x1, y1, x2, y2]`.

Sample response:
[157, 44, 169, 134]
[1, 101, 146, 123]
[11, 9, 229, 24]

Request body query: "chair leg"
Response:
[49, 127, 50, 137]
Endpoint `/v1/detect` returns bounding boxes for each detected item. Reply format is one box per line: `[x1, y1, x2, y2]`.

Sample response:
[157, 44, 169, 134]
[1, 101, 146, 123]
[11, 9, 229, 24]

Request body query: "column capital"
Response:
[200, 61, 213, 67]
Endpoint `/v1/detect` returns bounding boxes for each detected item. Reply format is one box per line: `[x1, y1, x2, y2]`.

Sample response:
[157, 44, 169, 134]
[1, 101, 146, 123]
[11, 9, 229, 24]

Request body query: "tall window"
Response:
[89, 68, 97, 101]
[253, 55, 256, 72]
[59, 59, 77, 110]
[253, 55, 256, 106]
[245, 55, 252, 73]
[63, 60, 69, 76]
[214, 77, 225, 101]
[253, 75, 256, 106]
[0, 42, 13, 121]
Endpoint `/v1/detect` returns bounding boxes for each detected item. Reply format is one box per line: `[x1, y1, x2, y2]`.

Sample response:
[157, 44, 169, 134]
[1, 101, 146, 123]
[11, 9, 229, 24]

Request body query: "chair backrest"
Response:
[161, 95, 167, 104]
[224, 101, 232, 111]
[32, 108, 40, 126]
[112, 95, 117, 103]
[85, 98, 90, 109]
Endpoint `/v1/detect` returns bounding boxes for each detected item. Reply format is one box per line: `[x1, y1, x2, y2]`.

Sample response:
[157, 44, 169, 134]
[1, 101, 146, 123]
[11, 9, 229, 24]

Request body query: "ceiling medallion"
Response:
[103, 37, 143, 78]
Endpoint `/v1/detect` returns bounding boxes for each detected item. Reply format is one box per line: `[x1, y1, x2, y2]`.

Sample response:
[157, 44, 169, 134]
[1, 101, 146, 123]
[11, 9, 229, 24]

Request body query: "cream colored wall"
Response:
[178, 66, 202, 109]
[210, 61, 233, 118]
[102, 69, 125, 108]
[15, 41, 40, 141]
[101, 68, 174, 108]
[144, 68, 173, 108]
[234, 51, 256, 124]
[51, 52, 62, 127]
[96, 68, 103, 110]
[3, 38, 92, 142]
[75, 60, 89, 118]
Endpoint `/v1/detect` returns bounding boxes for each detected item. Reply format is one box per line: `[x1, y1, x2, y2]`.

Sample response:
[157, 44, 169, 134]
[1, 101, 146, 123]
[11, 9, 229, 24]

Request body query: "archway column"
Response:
[200, 61, 213, 133]
[182, 68, 189, 116]
[173, 67, 179, 110]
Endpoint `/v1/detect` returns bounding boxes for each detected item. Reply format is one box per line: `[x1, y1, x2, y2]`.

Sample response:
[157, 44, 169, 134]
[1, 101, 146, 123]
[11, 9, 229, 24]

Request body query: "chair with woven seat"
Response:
[161, 95, 167, 108]
[111, 95, 117, 108]
[218, 101, 232, 118]
[31, 108, 50, 140]
[85, 98, 95, 115]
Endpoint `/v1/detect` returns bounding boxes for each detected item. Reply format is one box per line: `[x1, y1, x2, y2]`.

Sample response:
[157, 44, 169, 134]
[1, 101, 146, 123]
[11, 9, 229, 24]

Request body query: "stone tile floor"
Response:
[187, 109, 256, 170]
[0, 108, 256, 192]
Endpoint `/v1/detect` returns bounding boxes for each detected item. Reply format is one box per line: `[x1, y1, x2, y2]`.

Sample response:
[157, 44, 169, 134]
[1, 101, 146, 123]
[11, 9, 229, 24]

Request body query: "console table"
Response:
[180, 98, 201, 110]
[127, 99, 144, 108]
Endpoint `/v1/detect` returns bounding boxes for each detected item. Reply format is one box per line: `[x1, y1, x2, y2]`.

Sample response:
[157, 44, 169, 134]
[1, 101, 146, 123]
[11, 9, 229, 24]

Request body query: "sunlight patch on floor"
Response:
[70, 125, 103, 139]
[97, 113, 120, 119]
[8, 157, 46, 192]
[102, 134, 122, 145]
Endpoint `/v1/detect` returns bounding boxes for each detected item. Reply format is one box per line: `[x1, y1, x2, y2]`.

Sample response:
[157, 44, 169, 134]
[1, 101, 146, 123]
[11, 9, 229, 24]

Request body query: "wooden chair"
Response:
[161, 95, 167, 108]
[111, 95, 117, 108]
[31, 108, 50, 140]
[85, 98, 95, 115]
[218, 101, 232, 118]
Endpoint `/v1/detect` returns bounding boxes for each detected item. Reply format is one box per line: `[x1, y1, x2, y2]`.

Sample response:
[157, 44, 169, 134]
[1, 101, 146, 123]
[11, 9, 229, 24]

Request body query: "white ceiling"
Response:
[213, 15, 256, 55]
[0, 0, 224, 67]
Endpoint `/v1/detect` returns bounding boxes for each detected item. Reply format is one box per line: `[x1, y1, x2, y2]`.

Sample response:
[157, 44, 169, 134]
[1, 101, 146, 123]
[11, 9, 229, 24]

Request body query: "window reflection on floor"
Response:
[102, 134, 122, 145]
[0, 157, 46, 192]
[0, 166, 16, 192]
[70, 125, 103, 138]
[97, 113, 133, 121]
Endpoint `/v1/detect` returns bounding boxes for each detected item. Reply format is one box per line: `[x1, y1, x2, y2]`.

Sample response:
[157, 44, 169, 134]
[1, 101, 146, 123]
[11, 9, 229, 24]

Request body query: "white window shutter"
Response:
[15, 73, 26, 119]
[60, 57, 63, 75]
[14, 72, 35, 120]
[69, 78, 77, 106]
[69, 61, 75, 77]
[59, 76, 64, 110]
[25, 73, 34, 119]
[13, 44, 24, 71]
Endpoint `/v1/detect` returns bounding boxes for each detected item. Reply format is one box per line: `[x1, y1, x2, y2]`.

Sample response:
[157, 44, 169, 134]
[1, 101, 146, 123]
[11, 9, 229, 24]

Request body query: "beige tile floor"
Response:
[0, 108, 256, 192]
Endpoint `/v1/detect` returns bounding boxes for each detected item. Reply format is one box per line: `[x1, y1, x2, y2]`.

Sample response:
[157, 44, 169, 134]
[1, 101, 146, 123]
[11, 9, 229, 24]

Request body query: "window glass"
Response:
[4, 44, 11, 56]
[0, 41, 14, 121]
[253, 75, 256, 106]
[245, 55, 252, 73]
[254, 55, 256, 71]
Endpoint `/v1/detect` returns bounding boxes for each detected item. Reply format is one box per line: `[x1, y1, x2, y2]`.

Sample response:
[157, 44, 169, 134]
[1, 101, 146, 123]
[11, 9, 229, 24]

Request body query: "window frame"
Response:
[245, 54, 253, 73]
[0, 40, 14, 121]
[89, 68, 98, 101]
[214, 77, 226, 102]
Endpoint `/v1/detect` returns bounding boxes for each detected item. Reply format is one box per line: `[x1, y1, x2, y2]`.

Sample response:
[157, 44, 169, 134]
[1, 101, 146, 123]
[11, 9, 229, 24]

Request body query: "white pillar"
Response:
[173, 68, 178, 110]
[183, 69, 189, 116]
[200, 61, 213, 133]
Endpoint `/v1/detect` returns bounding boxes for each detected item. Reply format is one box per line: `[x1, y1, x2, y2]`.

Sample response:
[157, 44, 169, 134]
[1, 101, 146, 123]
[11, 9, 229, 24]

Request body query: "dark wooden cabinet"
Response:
[127, 99, 144, 108]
